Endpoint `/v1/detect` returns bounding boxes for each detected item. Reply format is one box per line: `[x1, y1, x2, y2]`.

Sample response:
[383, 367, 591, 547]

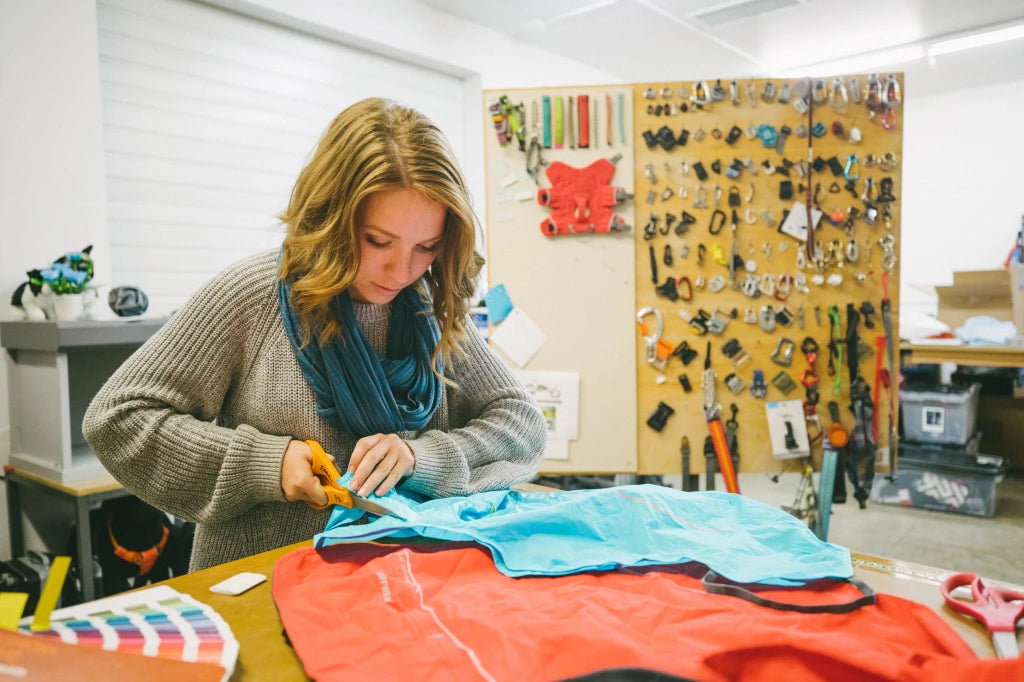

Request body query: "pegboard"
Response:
[482, 86, 639, 473]
[631, 75, 903, 479]
[481, 75, 903, 479]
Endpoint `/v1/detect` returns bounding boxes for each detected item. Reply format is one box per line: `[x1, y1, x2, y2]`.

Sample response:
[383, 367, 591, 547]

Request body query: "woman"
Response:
[84, 98, 547, 571]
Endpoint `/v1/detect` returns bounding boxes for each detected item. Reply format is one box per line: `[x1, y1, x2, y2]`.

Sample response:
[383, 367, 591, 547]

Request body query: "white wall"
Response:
[900, 76, 1024, 328]
[1, 0, 113, 560]
[0, 0, 618, 561]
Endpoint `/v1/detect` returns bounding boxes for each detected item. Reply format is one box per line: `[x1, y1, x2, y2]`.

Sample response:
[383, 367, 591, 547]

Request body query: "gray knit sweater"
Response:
[83, 249, 546, 571]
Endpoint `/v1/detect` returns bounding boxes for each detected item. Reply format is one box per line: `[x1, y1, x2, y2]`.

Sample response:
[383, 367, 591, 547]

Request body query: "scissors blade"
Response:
[348, 493, 406, 521]
[991, 631, 1020, 659]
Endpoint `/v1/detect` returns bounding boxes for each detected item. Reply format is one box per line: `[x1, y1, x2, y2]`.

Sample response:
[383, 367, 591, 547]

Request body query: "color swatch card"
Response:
[17, 585, 238, 680]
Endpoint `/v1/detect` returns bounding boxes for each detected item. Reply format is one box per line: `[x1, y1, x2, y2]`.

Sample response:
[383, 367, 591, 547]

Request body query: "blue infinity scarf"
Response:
[277, 279, 442, 436]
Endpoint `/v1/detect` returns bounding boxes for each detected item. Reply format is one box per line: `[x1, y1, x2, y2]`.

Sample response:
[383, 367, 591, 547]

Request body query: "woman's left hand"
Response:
[348, 433, 415, 497]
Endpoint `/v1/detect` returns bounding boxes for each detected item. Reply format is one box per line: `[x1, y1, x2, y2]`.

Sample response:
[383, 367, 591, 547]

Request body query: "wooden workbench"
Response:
[903, 342, 1024, 368]
[158, 541, 1005, 680]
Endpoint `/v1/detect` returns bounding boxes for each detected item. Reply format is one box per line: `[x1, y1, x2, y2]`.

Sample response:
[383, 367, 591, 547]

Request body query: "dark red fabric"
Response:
[272, 543, 1023, 682]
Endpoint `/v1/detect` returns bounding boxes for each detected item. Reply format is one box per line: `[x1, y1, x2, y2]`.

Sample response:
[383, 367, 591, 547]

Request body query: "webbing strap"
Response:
[702, 570, 876, 614]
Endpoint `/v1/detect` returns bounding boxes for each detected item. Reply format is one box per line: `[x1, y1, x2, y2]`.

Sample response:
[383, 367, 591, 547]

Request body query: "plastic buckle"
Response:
[750, 369, 768, 398]
[646, 401, 675, 431]
[759, 305, 776, 332]
[771, 370, 797, 395]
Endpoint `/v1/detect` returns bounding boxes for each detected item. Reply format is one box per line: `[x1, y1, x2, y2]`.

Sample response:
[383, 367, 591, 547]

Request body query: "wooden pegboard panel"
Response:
[630, 75, 904, 477]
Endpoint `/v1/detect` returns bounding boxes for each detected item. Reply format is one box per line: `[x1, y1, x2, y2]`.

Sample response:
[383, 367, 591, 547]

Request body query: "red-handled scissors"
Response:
[940, 572, 1024, 658]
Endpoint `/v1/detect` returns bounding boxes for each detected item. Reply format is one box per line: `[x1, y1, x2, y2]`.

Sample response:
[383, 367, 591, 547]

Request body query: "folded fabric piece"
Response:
[955, 315, 1017, 344]
[274, 543, 1023, 682]
[317, 478, 852, 585]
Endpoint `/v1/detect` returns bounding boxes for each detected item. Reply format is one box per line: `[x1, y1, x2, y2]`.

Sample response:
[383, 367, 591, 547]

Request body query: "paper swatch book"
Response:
[9, 585, 238, 681]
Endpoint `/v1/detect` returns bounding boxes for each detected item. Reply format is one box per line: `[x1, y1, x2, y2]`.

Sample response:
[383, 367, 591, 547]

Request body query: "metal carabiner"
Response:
[843, 154, 859, 181]
[693, 184, 708, 209]
[677, 276, 694, 301]
[709, 209, 726, 235]
[637, 307, 665, 369]
[828, 76, 848, 109]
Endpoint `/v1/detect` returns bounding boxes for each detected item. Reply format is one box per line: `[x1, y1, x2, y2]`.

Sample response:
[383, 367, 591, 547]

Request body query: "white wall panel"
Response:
[98, 0, 467, 314]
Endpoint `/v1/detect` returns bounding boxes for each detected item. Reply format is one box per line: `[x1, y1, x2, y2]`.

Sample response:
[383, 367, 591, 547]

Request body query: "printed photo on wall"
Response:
[513, 370, 580, 460]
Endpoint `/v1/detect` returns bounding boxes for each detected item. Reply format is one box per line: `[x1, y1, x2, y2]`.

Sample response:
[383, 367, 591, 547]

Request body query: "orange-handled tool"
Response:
[304, 440, 405, 519]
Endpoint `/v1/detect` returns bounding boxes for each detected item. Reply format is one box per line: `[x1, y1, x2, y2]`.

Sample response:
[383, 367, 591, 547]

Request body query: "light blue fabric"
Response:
[316, 476, 853, 586]
[955, 315, 1017, 345]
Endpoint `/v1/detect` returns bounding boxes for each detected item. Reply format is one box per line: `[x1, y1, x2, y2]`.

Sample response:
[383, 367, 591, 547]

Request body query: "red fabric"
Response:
[272, 543, 1023, 682]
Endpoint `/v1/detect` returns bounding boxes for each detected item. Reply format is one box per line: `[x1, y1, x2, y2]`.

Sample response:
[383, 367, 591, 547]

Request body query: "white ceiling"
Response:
[420, 0, 1024, 92]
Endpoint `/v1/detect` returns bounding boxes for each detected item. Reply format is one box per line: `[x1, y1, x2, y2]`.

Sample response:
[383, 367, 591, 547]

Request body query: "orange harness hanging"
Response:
[108, 519, 169, 577]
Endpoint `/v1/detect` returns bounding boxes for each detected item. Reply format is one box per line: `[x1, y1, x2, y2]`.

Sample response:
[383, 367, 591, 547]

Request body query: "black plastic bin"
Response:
[871, 442, 1007, 517]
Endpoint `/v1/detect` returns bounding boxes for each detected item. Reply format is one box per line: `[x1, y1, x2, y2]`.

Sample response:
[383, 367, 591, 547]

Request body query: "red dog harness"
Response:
[536, 158, 631, 236]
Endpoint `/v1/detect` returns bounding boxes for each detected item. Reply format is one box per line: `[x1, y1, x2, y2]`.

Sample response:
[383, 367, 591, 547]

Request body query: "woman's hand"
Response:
[348, 434, 415, 497]
[281, 439, 329, 507]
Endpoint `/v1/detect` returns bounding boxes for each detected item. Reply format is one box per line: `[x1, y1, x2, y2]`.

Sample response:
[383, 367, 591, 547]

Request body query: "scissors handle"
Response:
[304, 440, 355, 511]
[941, 572, 1024, 632]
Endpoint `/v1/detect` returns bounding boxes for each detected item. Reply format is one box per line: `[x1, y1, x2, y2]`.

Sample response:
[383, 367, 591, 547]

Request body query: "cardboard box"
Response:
[935, 269, 1012, 329]
[1010, 263, 1024, 335]
[976, 395, 1024, 473]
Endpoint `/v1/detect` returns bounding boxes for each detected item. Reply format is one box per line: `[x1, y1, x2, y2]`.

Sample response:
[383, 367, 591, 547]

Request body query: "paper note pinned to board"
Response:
[484, 284, 514, 324]
[490, 307, 546, 368]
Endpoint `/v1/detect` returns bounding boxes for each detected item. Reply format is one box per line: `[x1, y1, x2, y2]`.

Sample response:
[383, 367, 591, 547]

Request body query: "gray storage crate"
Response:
[900, 383, 980, 445]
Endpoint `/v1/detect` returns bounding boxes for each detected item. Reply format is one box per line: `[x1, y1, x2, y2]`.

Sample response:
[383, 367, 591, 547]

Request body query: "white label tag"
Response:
[921, 406, 945, 434]
[209, 571, 267, 596]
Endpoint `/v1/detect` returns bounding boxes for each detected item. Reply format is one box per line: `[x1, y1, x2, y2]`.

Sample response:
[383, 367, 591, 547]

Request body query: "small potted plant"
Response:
[11, 245, 95, 321]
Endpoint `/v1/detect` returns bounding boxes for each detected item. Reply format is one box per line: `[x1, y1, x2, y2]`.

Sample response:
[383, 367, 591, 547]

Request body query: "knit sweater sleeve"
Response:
[82, 255, 292, 524]
[401, 322, 547, 497]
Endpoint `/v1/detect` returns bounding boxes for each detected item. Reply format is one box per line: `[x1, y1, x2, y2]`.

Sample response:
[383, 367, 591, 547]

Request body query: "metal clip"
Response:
[693, 184, 709, 209]
[771, 337, 796, 366]
[760, 81, 777, 103]
[741, 274, 760, 298]
[707, 309, 731, 334]
[828, 76, 848, 109]
[845, 239, 860, 263]
[879, 234, 897, 273]
[746, 81, 758, 107]
[795, 247, 807, 269]
[637, 307, 665, 370]
[724, 373, 745, 394]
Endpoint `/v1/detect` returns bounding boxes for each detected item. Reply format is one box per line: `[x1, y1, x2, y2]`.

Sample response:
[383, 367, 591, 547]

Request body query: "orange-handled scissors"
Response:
[304, 440, 405, 520]
[940, 572, 1024, 658]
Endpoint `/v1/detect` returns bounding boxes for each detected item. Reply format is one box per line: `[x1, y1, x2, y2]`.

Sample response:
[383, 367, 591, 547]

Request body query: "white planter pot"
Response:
[52, 293, 85, 321]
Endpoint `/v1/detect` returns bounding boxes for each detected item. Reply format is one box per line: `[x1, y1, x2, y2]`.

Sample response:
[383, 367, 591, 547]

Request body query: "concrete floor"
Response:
[735, 471, 1024, 586]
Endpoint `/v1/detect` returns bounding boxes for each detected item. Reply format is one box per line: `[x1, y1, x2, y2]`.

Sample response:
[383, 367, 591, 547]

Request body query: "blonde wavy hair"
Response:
[279, 98, 483, 372]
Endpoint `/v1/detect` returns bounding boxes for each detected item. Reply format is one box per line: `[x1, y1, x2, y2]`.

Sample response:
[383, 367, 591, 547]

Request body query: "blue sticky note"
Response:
[484, 284, 514, 324]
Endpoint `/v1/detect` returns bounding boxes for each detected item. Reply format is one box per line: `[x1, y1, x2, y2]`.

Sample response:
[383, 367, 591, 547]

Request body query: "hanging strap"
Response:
[702, 570, 876, 614]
